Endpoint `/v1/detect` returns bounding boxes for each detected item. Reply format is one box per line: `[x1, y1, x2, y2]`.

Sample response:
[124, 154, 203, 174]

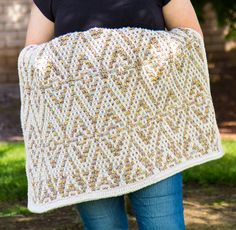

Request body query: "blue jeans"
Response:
[74, 172, 185, 230]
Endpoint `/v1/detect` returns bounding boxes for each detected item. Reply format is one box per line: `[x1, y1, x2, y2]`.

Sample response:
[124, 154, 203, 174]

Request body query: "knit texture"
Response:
[17, 26, 224, 213]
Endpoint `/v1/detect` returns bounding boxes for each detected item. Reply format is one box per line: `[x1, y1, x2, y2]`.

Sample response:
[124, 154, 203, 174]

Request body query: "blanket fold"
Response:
[17, 26, 224, 213]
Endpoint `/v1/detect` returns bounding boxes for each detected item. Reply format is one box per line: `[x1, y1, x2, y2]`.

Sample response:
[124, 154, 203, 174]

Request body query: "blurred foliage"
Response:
[191, 0, 236, 39]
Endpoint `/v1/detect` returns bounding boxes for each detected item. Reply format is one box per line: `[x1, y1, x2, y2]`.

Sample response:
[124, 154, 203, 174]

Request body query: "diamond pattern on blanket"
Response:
[17, 26, 224, 213]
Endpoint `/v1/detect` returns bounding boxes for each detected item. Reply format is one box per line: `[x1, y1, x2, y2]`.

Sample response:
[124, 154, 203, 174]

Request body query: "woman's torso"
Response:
[34, 0, 170, 37]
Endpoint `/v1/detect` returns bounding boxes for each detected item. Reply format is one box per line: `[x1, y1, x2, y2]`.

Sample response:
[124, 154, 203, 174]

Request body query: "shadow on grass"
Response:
[1, 185, 236, 230]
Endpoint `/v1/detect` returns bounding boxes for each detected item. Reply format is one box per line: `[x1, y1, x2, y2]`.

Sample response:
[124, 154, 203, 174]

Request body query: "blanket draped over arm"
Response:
[17, 26, 224, 213]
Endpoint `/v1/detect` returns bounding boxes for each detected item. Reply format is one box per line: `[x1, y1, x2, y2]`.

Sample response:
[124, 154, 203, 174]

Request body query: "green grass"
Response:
[0, 142, 27, 202]
[182, 139, 236, 186]
[0, 204, 31, 217]
[0, 139, 235, 204]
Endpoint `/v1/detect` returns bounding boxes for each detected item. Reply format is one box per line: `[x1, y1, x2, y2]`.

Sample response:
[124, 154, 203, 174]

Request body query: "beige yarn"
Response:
[17, 26, 224, 213]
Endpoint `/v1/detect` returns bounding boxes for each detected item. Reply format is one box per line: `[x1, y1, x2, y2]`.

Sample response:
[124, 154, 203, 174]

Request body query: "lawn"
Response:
[0, 139, 235, 203]
[0, 139, 235, 225]
[183, 139, 236, 185]
[0, 142, 27, 202]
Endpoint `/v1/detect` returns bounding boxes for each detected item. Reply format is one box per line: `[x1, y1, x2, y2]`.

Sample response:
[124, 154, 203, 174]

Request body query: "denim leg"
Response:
[74, 195, 128, 230]
[127, 172, 186, 230]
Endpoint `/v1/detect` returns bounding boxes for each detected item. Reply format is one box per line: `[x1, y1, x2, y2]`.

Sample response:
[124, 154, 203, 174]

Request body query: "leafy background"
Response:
[192, 0, 236, 39]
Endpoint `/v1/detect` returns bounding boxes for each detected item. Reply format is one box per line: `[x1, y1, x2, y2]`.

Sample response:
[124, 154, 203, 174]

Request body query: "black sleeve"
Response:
[33, 0, 55, 22]
[162, 0, 171, 7]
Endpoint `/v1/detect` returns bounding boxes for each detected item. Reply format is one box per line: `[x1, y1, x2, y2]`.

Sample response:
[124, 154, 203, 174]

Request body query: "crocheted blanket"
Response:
[17, 26, 224, 213]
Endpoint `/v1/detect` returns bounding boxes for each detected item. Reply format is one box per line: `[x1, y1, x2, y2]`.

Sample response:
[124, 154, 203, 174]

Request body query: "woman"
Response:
[25, 0, 203, 229]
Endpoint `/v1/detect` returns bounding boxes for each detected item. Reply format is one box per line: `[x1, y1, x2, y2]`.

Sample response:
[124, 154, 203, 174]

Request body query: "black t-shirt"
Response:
[33, 0, 171, 38]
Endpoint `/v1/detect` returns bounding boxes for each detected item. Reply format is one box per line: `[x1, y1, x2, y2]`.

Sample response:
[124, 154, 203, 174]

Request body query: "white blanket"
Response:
[17, 26, 224, 213]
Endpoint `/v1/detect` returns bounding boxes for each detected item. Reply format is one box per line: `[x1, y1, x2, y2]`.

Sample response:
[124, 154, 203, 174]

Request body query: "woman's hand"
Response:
[162, 0, 204, 39]
[24, 3, 54, 47]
